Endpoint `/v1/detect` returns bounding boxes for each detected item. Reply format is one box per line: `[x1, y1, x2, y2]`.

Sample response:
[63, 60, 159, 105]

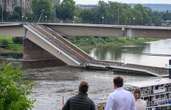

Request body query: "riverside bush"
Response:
[0, 39, 9, 48]
[0, 64, 34, 110]
[12, 37, 23, 44]
[0, 35, 23, 52]
[68, 36, 157, 48]
[0, 35, 13, 49]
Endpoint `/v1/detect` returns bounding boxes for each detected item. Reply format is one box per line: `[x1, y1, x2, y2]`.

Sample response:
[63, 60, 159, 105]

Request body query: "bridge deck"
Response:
[89, 61, 168, 77]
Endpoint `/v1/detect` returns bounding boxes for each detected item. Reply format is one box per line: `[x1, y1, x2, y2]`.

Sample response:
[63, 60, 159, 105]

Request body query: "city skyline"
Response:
[75, 0, 171, 4]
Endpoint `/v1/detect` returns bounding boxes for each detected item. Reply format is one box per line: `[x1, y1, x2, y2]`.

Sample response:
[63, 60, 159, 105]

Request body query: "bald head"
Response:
[79, 81, 89, 94]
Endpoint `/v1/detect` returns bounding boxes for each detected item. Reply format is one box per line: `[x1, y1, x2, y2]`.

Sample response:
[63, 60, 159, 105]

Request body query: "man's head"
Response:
[79, 81, 89, 94]
[113, 76, 124, 89]
[133, 88, 141, 100]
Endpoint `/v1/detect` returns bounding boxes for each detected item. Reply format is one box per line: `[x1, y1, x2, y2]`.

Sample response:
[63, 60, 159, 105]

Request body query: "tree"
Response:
[0, 64, 34, 110]
[56, 0, 75, 21]
[79, 9, 95, 23]
[10, 6, 22, 21]
[151, 11, 163, 26]
[95, 1, 109, 24]
[77, 1, 163, 26]
[162, 10, 171, 20]
[131, 4, 152, 25]
[32, 0, 52, 22]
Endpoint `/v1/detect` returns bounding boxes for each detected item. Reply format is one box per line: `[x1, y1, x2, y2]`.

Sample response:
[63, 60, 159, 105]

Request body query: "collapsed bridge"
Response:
[23, 23, 169, 77]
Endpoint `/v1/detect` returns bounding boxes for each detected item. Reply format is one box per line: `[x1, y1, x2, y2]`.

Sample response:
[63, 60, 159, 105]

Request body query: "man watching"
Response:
[62, 81, 96, 110]
[105, 76, 135, 110]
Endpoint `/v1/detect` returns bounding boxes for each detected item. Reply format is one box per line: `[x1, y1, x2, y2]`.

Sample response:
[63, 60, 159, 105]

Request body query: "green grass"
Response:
[7, 44, 23, 52]
[68, 36, 158, 50]
[0, 35, 13, 43]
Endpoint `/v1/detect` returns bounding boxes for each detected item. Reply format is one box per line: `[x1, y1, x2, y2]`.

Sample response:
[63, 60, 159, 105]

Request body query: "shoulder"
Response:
[108, 91, 117, 100]
[140, 99, 147, 104]
[125, 89, 134, 96]
[68, 95, 77, 101]
[122, 89, 135, 100]
[87, 97, 95, 104]
[121, 89, 133, 96]
[136, 99, 146, 105]
[123, 89, 132, 93]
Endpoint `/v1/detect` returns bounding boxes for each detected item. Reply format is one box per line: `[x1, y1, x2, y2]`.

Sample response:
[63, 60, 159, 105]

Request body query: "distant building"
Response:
[21, 0, 32, 16]
[0, 0, 15, 13]
[0, 0, 32, 15]
[77, 4, 97, 9]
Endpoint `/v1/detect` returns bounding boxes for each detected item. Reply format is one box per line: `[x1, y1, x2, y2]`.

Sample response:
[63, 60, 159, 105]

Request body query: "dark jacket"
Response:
[62, 92, 96, 110]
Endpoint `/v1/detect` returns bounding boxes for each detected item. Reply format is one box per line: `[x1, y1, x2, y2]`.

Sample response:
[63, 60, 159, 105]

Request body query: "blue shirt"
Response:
[105, 87, 136, 110]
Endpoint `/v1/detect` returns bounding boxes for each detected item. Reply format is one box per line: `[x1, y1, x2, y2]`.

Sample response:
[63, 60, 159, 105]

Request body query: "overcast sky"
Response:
[75, 0, 171, 4]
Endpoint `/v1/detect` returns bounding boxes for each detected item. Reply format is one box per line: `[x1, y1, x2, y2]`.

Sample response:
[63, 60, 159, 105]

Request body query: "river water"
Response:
[87, 39, 171, 67]
[26, 39, 171, 110]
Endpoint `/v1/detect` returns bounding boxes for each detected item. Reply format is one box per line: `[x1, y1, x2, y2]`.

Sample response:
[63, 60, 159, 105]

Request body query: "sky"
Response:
[75, 0, 171, 4]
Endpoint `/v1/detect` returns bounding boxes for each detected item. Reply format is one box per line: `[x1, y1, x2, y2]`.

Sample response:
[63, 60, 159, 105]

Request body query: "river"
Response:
[1, 38, 171, 110]
[26, 39, 171, 110]
[87, 39, 171, 67]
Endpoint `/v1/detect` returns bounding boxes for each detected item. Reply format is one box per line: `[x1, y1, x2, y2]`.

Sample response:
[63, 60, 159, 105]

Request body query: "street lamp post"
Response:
[22, 16, 24, 22]
[101, 16, 104, 24]
[25, 17, 28, 22]
[132, 17, 135, 25]
[1, 0, 3, 23]
[73, 16, 76, 23]
[45, 16, 47, 22]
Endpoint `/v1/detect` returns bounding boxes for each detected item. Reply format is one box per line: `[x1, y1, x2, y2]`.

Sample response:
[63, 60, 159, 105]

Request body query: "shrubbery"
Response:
[12, 37, 23, 44]
[0, 35, 23, 52]
[0, 64, 34, 110]
[0, 39, 9, 48]
[68, 36, 156, 48]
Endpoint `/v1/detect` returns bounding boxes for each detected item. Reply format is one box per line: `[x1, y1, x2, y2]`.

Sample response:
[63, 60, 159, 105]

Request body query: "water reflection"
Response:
[88, 45, 146, 61]
[143, 39, 171, 54]
[88, 39, 171, 67]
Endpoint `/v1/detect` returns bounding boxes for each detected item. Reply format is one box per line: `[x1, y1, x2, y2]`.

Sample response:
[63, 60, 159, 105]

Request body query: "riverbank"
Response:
[0, 35, 157, 54]
[67, 36, 157, 51]
[0, 35, 158, 61]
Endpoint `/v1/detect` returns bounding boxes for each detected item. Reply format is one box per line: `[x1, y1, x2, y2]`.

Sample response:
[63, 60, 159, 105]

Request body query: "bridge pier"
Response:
[126, 28, 134, 38]
[23, 39, 66, 68]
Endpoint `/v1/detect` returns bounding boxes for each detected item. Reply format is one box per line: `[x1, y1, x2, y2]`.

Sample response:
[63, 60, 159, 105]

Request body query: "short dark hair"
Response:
[79, 81, 89, 93]
[113, 76, 123, 88]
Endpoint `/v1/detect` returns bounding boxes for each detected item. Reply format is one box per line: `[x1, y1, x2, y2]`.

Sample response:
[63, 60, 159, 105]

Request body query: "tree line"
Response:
[0, 0, 171, 26]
